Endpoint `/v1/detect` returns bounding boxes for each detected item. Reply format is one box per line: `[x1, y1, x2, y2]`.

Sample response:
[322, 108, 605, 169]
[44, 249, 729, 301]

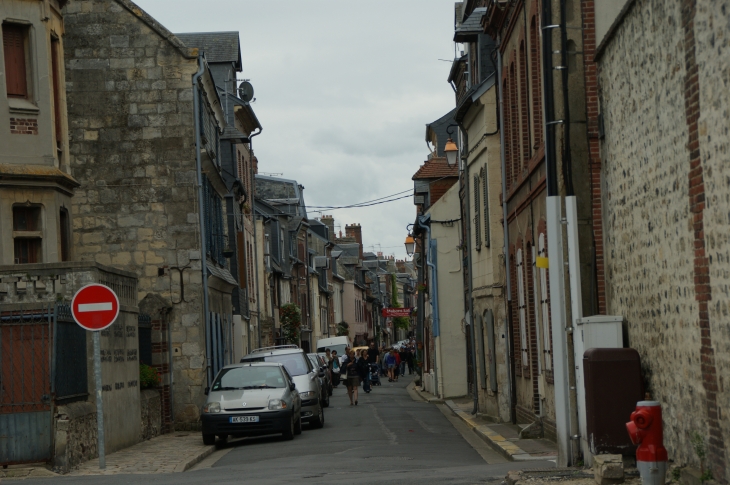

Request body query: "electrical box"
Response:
[576, 315, 623, 350]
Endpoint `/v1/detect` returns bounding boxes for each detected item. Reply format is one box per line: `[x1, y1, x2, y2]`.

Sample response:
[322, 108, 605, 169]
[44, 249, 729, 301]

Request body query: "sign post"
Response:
[71, 284, 120, 470]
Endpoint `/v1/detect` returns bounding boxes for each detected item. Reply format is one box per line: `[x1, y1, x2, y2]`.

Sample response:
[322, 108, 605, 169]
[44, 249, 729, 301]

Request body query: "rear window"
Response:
[212, 366, 286, 391]
[243, 352, 311, 376]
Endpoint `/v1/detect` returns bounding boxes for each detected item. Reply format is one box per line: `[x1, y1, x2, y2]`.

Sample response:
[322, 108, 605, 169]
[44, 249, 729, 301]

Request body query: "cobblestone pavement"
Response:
[67, 432, 214, 476]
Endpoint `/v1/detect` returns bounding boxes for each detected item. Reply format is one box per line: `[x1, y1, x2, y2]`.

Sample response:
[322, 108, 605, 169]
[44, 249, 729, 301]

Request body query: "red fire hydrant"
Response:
[626, 399, 668, 485]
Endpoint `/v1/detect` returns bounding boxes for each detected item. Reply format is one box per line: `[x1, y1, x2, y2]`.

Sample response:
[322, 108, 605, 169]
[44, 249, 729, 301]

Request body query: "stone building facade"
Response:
[63, 0, 236, 428]
[596, 0, 729, 479]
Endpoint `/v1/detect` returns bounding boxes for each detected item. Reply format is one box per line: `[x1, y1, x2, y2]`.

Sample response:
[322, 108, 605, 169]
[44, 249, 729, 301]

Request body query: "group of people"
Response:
[322, 340, 417, 406]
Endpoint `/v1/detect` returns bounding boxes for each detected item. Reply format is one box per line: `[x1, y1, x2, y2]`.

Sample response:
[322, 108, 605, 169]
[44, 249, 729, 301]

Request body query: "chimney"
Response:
[345, 223, 363, 260]
[321, 215, 335, 242]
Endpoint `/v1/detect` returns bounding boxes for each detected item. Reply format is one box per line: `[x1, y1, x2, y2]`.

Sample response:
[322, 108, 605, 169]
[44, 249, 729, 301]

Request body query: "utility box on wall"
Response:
[583, 348, 643, 455]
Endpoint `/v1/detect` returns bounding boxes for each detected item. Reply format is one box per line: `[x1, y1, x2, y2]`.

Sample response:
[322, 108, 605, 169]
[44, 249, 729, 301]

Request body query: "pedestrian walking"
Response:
[406, 346, 414, 375]
[398, 347, 407, 377]
[331, 350, 341, 387]
[343, 349, 360, 405]
[366, 341, 380, 376]
[359, 349, 371, 393]
[393, 349, 401, 381]
[385, 349, 397, 382]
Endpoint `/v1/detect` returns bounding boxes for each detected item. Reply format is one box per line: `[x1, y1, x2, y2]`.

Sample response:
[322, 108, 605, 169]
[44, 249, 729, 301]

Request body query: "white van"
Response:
[316, 336, 351, 357]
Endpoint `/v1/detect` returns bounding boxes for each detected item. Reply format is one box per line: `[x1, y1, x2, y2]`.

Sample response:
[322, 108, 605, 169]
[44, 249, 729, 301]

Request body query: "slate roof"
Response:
[454, 7, 487, 42]
[425, 108, 458, 157]
[412, 157, 459, 180]
[176, 31, 242, 70]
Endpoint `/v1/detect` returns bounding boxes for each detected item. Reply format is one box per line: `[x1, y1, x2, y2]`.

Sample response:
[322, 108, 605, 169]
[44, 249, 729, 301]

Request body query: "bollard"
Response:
[626, 399, 668, 485]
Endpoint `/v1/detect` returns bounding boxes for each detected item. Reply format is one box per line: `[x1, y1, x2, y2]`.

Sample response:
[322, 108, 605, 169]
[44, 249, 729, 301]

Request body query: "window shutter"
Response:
[3, 24, 28, 98]
[483, 167, 490, 247]
[473, 175, 481, 248]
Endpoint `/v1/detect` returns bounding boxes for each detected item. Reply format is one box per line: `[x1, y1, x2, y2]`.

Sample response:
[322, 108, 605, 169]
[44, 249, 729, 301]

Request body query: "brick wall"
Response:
[9, 117, 39, 135]
[598, 0, 729, 478]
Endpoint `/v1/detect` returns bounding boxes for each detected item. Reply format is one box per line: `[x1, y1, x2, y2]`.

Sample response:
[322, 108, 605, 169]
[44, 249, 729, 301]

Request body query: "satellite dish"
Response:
[238, 81, 254, 102]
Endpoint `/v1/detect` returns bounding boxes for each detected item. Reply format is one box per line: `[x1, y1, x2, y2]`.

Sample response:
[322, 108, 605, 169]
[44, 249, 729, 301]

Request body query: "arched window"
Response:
[530, 15, 543, 148]
[519, 40, 531, 168]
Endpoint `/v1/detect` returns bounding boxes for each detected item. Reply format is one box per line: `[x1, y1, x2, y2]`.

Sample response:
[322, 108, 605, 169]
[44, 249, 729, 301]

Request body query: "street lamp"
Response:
[444, 124, 459, 166]
[444, 138, 458, 166]
[404, 235, 416, 257]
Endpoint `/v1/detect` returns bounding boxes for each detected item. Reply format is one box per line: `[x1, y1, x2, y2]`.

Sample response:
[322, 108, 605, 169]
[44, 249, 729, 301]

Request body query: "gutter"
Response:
[192, 54, 211, 385]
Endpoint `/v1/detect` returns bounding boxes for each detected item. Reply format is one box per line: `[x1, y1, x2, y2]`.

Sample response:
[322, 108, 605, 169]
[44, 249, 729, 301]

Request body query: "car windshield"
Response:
[307, 355, 319, 368]
[211, 366, 286, 391]
[245, 353, 311, 377]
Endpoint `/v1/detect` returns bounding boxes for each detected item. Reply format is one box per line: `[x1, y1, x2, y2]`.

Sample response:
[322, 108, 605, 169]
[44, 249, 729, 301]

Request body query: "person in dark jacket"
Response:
[342, 349, 360, 405]
[358, 349, 371, 393]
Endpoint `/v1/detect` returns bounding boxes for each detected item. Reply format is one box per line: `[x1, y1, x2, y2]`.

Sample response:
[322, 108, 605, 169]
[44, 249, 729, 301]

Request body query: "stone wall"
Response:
[140, 389, 162, 441]
[598, 0, 729, 479]
[62, 0, 210, 427]
[53, 401, 97, 473]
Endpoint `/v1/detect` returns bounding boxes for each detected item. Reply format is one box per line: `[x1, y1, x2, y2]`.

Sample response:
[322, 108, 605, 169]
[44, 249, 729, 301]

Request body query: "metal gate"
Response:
[0, 306, 53, 465]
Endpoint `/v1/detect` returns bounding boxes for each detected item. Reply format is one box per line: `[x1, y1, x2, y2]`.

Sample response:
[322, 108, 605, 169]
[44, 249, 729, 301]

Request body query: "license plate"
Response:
[229, 416, 259, 423]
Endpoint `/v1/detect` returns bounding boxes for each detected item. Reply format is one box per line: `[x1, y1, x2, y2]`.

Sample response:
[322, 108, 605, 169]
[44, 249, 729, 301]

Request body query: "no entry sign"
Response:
[71, 284, 120, 331]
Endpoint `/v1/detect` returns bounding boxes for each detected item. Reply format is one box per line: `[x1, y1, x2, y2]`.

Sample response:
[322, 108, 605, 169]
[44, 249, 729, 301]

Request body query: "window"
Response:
[482, 166, 490, 247]
[516, 248, 528, 368]
[473, 175, 481, 250]
[519, 41, 530, 166]
[2, 23, 29, 98]
[202, 177, 225, 265]
[13, 206, 42, 264]
[503, 77, 512, 192]
[539, 233, 552, 370]
[59, 208, 70, 261]
[530, 15, 543, 148]
[51, 35, 63, 150]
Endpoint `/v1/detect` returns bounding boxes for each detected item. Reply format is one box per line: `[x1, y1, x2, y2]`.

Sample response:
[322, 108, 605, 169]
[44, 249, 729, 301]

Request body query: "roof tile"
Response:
[412, 157, 459, 180]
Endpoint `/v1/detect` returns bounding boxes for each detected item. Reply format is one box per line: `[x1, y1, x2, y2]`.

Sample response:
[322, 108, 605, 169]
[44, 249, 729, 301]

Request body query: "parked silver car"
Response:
[308, 353, 331, 407]
[201, 362, 301, 445]
[240, 345, 325, 429]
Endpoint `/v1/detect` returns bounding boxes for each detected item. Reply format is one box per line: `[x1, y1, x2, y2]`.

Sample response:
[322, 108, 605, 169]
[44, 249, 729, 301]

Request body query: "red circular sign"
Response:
[71, 284, 120, 331]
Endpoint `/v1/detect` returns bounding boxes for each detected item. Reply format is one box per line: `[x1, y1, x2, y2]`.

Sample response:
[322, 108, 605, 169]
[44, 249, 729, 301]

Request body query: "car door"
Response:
[282, 367, 300, 414]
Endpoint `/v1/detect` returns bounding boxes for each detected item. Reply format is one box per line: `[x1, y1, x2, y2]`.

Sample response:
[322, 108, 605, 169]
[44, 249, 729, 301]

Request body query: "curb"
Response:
[444, 400, 550, 462]
[410, 383, 444, 404]
[175, 445, 217, 473]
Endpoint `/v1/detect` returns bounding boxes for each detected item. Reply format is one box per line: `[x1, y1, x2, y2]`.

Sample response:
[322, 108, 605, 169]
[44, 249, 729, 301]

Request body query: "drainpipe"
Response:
[497, 48, 517, 425]
[455, 122, 479, 416]
[249, 127, 262, 349]
[192, 55, 211, 386]
[542, 0, 574, 466]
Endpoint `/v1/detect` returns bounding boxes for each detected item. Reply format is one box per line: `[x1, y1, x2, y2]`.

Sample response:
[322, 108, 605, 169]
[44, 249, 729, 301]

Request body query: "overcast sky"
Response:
[136, 0, 457, 260]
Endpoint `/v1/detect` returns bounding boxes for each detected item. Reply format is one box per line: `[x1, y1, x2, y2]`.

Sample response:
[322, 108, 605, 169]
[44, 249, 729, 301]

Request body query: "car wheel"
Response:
[202, 433, 215, 446]
[328, 384, 333, 397]
[294, 413, 302, 435]
[282, 414, 295, 441]
[322, 389, 330, 408]
[310, 404, 324, 429]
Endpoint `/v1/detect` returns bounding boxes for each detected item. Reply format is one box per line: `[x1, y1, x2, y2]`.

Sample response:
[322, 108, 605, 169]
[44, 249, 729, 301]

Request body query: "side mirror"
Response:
[204, 387, 210, 395]
[289, 382, 296, 391]
[318, 370, 325, 378]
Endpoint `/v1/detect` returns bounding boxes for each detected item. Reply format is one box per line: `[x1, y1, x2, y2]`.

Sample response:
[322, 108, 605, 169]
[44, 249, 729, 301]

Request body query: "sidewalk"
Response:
[412, 384, 557, 462]
[67, 432, 215, 476]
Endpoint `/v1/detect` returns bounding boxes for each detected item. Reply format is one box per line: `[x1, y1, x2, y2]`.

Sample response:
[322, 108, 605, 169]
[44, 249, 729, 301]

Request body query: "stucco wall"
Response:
[428, 183, 468, 399]
[598, 0, 729, 476]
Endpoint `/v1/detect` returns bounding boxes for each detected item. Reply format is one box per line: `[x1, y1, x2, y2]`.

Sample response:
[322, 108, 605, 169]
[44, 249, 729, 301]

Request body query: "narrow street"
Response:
[16, 380, 552, 485]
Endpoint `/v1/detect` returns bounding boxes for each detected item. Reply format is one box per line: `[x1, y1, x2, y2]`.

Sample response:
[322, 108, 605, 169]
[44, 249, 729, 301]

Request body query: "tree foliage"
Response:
[280, 303, 301, 344]
[391, 274, 411, 330]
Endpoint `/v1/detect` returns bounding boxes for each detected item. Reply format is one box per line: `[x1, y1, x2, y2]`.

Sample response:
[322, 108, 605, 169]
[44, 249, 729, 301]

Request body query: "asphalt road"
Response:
[18, 378, 553, 484]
